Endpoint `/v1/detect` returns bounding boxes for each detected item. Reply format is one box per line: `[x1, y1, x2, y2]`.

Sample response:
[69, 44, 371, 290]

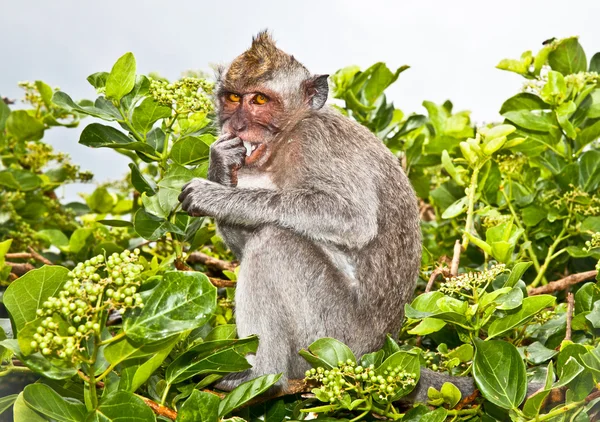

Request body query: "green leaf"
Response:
[0, 98, 10, 133]
[86, 391, 155, 421]
[473, 339, 526, 410]
[579, 150, 600, 192]
[36, 229, 69, 251]
[502, 110, 556, 132]
[524, 341, 557, 364]
[405, 292, 470, 328]
[79, 123, 156, 157]
[504, 262, 532, 288]
[170, 136, 211, 165]
[581, 344, 600, 381]
[494, 288, 524, 310]
[105, 52, 137, 101]
[554, 356, 585, 388]
[578, 120, 600, 148]
[13, 392, 46, 422]
[0, 394, 18, 416]
[375, 351, 420, 399]
[218, 374, 282, 417]
[52, 91, 117, 121]
[133, 209, 178, 241]
[440, 382, 461, 408]
[86, 187, 116, 214]
[523, 361, 554, 418]
[487, 295, 555, 339]
[4, 266, 69, 332]
[548, 37, 587, 75]
[124, 271, 217, 343]
[131, 98, 171, 135]
[407, 318, 446, 335]
[104, 335, 180, 393]
[6, 110, 45, 141]
[176, 390, 219, 422]
[87, 72, 109, 89]
[575, 283, 600, 313]
[299, 338, 355, 369]
[165, 336, 257, 384]
[129, 163, 156, 196]
[420, 408, 448, 422]
[441, 196, 468, 219]
[23, 384, 86, 422]
[499, 93, 549, 114]
[0, 169, 42, 191]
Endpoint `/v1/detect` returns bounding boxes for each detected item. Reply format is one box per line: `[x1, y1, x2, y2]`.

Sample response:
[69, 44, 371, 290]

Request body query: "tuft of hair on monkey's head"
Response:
[216, 30, 329, 111]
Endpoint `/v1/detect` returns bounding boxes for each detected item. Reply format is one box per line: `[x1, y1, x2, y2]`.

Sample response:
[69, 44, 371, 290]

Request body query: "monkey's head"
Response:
[216, 31, 328, 166]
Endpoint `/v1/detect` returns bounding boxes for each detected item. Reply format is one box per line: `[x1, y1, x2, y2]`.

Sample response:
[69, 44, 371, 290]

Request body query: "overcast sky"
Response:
[1, 0, 599, 200]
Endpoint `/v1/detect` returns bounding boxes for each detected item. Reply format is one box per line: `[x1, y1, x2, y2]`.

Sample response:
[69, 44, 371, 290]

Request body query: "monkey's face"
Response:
[218, 88, 286, 167]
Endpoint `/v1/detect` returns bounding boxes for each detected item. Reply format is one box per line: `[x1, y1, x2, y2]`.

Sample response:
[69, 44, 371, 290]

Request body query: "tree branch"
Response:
[451, 240, 461, 277]
[528, 270, 598, 295]
[187, 251, 237, 272]
[137, 395, 178, 420]
[565, 292, 574, 341]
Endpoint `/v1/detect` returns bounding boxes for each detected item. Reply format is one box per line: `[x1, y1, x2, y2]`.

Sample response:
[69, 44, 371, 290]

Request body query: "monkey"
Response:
[178, 31, 475, 402]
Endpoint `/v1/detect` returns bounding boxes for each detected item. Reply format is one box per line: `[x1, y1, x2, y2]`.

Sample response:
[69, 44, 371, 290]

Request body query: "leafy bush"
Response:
[0, 35, 600, 421]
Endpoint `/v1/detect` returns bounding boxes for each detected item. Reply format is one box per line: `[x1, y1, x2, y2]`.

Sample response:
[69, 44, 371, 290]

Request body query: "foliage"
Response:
[1, 36, 600, 421]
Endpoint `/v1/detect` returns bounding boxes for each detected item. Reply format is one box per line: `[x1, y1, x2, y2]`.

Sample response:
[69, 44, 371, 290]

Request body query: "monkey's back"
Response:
[275, 107, 422, 355]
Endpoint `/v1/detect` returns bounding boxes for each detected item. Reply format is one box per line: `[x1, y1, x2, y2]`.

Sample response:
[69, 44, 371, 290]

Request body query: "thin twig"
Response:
[425, 268, 447, 293]
[5, 261, 35, 276]
[187, 251, 237, 272]
[137, 395, 178, 420]
[565, 292, 574, 341]
[528, 270, 598, 295]
[451, 240, 462, 276]
[174, 259, 237, 288]
[27, 247, 53, 265]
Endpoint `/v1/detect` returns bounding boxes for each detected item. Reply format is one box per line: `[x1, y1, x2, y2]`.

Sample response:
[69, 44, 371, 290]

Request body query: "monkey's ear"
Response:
[305, 74, 329, 110]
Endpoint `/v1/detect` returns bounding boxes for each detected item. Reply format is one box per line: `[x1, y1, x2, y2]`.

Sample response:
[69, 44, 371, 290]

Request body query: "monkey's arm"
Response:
[179, 179, 378, 249]
[207, 136, 254, 257]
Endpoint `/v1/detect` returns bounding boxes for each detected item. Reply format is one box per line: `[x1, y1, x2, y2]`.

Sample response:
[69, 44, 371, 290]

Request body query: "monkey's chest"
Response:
[236, 169, 277, 190]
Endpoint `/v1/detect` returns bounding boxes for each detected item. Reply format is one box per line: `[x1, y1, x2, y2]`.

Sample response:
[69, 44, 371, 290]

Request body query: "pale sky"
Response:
[1, 0, 599, 200]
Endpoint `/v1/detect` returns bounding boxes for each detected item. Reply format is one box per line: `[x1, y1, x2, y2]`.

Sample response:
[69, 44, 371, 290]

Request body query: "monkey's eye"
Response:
[227, 93, 241, 102]
[254, 94, 269, 105]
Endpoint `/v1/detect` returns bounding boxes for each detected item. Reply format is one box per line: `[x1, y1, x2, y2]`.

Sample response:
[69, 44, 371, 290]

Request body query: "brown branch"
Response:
[565, 292, 574, 341]
[209, 277, 237, 288]
[187, 251, 237, 272]
[28, 247, 53, 265]
[455, 389, 479, 410]
[451, 240, 461, 277]
[425, 268, 447, 293]
[528, 270, 598, 295]
[137, 395, 178, 420]
[174, 259, 237, 288]
[6, 261, 35, 276]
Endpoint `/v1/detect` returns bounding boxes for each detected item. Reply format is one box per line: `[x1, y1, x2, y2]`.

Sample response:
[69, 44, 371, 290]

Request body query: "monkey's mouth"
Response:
[242, 141, 266, 164]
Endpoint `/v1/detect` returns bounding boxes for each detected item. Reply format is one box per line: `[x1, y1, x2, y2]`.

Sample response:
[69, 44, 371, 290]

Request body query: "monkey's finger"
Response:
[217, 138, 244, 150]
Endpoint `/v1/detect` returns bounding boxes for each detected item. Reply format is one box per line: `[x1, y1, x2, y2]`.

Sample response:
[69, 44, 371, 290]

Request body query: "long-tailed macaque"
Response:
[179, 31, 473, 401]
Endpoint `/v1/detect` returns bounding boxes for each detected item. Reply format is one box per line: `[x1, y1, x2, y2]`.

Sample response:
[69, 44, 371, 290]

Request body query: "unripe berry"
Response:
[42, 348, 51, 355]
[30, 341, 38, 349]
[68, 327, 76, 335]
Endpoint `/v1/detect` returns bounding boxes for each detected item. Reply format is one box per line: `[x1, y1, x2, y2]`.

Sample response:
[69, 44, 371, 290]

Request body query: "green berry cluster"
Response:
[305, 360, 416, 404]
[31, 250, 144, 361]
[439, 264, 506, 296]
[584, 233, 600, 252]
[149, 77, 214, 115]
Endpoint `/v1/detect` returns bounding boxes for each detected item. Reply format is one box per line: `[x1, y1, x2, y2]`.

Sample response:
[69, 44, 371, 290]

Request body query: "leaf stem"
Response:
[530, 224, 568, 288]
[160, 383, 171, 406]
[98, 331, 127, 346]
[462, 165, 482, 249]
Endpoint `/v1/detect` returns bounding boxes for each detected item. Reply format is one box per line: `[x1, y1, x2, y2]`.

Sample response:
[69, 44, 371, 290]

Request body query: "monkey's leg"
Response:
[216, 227, 358, 392]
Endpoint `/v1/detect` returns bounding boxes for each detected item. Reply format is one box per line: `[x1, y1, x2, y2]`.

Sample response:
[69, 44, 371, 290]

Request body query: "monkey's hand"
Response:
[208, 136, 247, 187]
[178, 178, 221, 217]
